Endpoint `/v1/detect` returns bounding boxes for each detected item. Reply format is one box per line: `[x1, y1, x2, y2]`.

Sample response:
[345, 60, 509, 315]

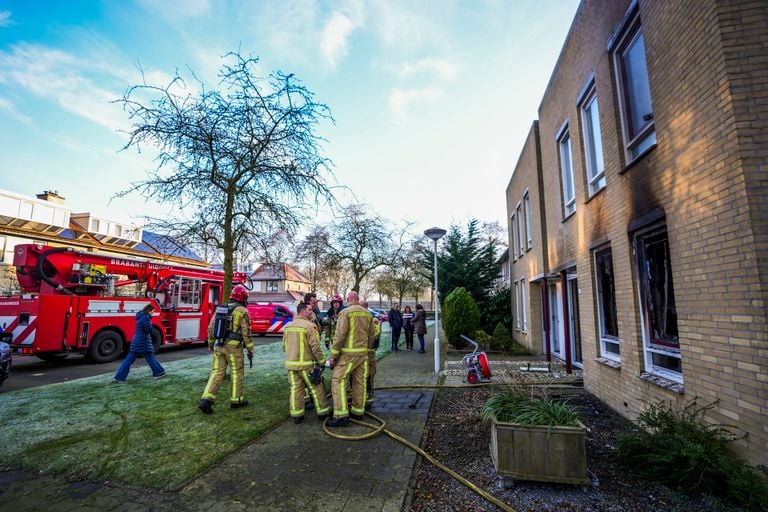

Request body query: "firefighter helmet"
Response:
[230, 285, 249, 304]
[331, 294, 343, 304]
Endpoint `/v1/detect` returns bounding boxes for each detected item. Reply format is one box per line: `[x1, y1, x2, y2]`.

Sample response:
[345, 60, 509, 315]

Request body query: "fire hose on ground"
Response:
[320, 382, 583, 512]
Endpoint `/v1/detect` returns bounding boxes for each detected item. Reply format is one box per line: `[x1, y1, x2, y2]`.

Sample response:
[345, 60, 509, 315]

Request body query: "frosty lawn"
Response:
[0, 340, 389, 490]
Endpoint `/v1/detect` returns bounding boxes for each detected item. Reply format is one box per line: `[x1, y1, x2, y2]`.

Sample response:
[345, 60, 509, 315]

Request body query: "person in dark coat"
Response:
[412, 304, 428, 353]
[113, 303, 166, 382]
[402, 305, 415, 350]
[387, 303, 403, 352]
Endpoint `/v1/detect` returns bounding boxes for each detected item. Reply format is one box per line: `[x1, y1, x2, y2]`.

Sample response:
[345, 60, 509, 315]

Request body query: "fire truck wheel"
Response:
[151, 329, 162, 353]
[88, 331, 124, 363]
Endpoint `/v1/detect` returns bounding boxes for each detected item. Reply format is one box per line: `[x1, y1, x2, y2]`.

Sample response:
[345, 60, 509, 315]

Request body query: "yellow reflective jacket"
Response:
[207, 303, 253, 350]
[331, 303, 375, 358]
[283, 317, 324, 370]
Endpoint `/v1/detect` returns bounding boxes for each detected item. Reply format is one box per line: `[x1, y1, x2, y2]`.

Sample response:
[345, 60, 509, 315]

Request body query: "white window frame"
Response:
[516, 202, 524, 257]
[521, 278, 528, 332]
[510, 213, 517, 261]
[611, 5, 656, 162]
[579, 82, 606, 196]
[557, 123, 576, 218]
[524, 192, 532, 250]
[634, 223, 682, 383]
[514, 281, 521, 331]
[266, 280, 279, 292]
[593, 246, 620, 361]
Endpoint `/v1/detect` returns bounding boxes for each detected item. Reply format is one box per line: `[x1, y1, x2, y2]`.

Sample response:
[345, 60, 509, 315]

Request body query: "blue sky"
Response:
[0, 0, 579, 234]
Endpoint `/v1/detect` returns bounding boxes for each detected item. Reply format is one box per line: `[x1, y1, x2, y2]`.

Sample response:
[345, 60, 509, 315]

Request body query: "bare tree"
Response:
[295, 226, 338, 292]
[378, 239, 428, 305]
[326, 205, 404, 293]
[115, 52, 335, 296]
[0, 265, 19, 297]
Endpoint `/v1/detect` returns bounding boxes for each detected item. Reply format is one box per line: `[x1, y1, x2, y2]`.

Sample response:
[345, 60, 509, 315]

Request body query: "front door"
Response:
[567, 275, 582, 367]
[548, 282, 563, 358]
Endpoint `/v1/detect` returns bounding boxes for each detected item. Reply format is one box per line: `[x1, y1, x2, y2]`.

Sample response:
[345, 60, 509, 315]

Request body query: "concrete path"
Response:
[1, 323, 440, 511]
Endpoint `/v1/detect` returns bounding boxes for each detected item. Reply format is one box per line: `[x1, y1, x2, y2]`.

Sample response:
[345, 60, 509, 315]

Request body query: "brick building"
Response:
[506, 0, 767, 465]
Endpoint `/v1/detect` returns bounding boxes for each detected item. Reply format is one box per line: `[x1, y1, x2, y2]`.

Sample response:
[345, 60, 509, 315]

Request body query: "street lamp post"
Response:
[424, 227, 446, 375]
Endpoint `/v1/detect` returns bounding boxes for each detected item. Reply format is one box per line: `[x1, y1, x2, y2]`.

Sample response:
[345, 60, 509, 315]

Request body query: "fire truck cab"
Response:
[0, 244, 248, 363]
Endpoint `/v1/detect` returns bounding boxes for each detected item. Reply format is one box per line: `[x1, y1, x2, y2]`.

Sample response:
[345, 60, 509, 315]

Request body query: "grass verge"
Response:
[0, 338, 392, 490]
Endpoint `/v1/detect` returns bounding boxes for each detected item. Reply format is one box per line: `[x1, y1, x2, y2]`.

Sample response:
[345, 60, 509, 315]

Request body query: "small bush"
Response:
[442, 287, 480, 349]
[471, 329, 492, 349]
[490, 322, 511, 351]
[618, 398, 768, 510]
[481, 393, 579, 427]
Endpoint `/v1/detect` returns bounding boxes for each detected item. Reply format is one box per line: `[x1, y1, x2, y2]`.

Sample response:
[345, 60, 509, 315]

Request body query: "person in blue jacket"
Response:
[113, 303, 166, 382]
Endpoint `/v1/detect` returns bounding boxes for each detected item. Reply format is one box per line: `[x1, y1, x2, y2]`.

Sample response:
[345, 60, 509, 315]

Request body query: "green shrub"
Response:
[618, 398, 768, 510]
[490, 322, 511, 351]
[481, 393, 579, 427]
[442, 287, 480, 349]
[472, 329, 492, 349]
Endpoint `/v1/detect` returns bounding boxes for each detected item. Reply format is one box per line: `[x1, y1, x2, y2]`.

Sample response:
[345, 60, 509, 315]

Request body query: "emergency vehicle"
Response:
[0, 244, 249, 363]
[246, 303, 293, 336]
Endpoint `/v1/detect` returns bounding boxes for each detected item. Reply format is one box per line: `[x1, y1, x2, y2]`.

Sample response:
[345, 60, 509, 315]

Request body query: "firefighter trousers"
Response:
[288, 369, 330, 418]
[331, 354, 367, 418]
[366, 350, 376, 406]
[201, 344, 246, 404]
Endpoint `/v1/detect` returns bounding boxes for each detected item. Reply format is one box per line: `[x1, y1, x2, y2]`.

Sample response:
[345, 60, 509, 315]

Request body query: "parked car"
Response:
[246, 303, 294, 336]
[0, 338, 11, 387]
[369, 308, 388, 323]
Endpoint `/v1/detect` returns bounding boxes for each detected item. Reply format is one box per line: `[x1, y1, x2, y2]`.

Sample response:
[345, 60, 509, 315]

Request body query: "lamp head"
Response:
[424, 227, 447, 241]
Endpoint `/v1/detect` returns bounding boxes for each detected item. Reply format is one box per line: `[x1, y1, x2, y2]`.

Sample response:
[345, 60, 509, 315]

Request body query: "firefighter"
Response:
[324, 294, 345, 349]
[327, 291, 376, 427]
[199, 285, 253, 414]
[360, 300, 380, 409]
[283, 302, 331, 424]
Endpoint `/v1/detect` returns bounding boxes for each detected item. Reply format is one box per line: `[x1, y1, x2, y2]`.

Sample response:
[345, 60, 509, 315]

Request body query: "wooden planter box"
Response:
[490, 417, 590, 485]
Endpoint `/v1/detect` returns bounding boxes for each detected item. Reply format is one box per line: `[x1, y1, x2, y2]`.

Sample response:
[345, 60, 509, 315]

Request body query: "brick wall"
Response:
[507, 0, 768, 465]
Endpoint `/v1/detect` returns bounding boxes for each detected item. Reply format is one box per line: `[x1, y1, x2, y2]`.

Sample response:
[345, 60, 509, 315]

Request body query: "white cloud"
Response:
[0, 43, 129, 132]
[388, 87, 444, 119]
[0, 10, 11, 27]
[390, 57, 460, 80]
[370, 0, 450, 51]
[0, 96, 32, 125]
[321, 12, 356, 68]
[320, 2, 365, 69]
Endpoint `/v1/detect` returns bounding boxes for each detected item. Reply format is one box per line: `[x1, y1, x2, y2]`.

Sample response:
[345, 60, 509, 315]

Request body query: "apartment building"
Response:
[506, 0, 767, 465]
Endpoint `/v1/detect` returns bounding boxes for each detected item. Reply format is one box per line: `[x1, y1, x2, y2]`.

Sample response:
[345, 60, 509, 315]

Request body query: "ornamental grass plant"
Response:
[481, 393, 580, 427]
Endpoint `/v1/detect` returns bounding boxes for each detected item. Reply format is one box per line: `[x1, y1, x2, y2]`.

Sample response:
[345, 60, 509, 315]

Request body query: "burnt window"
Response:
[594, 246, 620, 360]
[635, 224, 682, 379]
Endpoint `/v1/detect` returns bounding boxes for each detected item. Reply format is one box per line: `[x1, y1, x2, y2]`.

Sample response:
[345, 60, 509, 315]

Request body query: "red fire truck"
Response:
[0, 244, 249, 363]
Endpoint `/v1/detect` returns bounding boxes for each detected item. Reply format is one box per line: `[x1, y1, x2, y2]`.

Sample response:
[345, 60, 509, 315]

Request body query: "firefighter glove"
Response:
[247, 350, 253, 368]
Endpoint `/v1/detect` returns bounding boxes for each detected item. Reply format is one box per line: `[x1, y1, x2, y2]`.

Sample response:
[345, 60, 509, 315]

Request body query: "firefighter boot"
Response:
[231, 400, 249, 409]
[199, 399, 214, 414]
[327, 416, 350, 427]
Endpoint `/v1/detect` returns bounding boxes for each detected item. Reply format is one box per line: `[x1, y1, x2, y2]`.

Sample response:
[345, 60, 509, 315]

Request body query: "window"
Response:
[612, 6, 655, 161]
[524, 192, 532, 249]
[635, 224, 681, 380]
[514, 281, 520, 330]
[510, 214, 517, 260]
[521, 279, 528, 331]
[558, 125, 576, 217]
[594, 247, 620, 360]
[516, 203, 524, 257]
[266, 280, 279, 292]
[579, 83, 605, 195]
